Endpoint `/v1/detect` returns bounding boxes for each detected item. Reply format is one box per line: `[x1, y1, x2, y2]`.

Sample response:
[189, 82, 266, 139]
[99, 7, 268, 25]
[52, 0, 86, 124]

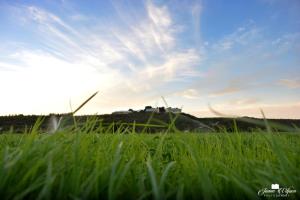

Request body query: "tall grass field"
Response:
[0, 118, 299, 199]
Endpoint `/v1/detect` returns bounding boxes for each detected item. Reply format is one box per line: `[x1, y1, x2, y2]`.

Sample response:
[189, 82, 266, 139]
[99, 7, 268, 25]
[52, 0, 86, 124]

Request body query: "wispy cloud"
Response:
[278, 79, 300, 89]
[0, 1, 204, 114]
[212, 22, 259, 51]
[227, 98, 260, 106]
[191, 2, 202, 44]
[176, 88, 201, 99]
[210, 86, 242, 96]
[209, 79, 246, 97]
[146, 1, 174, 50]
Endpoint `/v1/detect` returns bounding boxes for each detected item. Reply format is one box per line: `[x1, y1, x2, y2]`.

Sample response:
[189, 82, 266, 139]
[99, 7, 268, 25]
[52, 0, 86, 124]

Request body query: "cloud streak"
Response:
[0, 1, 203, 114]
[278, 79, 300, 89]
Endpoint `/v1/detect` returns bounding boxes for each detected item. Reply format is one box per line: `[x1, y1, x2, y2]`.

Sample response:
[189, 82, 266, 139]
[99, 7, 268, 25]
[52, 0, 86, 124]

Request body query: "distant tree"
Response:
[159, 107, 166, 113]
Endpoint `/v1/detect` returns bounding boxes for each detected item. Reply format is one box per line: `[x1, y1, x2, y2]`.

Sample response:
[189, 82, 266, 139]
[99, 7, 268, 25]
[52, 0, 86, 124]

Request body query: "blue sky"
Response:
[0, 0, 299, 118]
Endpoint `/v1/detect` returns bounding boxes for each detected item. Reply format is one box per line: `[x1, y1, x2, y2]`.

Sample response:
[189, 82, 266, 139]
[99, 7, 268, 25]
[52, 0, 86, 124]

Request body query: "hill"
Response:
[0, 112, 299, 133]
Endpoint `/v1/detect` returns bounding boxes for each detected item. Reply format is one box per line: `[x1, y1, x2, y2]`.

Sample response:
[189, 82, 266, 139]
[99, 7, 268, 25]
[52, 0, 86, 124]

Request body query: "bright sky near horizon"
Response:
[0, 0, 299, 118]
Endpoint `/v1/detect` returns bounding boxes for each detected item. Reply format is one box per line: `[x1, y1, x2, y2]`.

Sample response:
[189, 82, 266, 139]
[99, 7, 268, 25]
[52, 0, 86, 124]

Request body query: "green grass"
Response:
[0, 125, 299, 199]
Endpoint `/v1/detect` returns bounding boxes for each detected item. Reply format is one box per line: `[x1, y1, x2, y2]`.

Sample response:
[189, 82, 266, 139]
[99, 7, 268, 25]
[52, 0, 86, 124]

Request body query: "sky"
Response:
[0, 0, 299, 118]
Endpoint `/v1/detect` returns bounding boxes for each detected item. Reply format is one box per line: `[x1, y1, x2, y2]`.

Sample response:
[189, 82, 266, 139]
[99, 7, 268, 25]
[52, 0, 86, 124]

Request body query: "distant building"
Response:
[166, 107, 182, 113]
[112, 108, 137, 114]
[144, 106, 159, 112]
[112, 106, 181, 114]
[112, 111, 132, 114]
[144, 106, 152, 110]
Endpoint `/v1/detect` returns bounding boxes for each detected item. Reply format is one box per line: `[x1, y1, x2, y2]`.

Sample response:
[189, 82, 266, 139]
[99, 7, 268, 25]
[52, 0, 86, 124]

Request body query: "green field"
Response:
[0, 126, 299, 199]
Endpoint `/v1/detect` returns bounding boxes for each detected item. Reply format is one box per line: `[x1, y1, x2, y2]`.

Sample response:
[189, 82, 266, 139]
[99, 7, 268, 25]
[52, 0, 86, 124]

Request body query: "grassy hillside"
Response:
[0, 113, 299, 133]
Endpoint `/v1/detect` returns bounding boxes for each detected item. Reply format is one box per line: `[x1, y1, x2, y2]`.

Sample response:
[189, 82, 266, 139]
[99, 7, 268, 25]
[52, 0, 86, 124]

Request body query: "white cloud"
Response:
[176, 89, 201, 99]
[147, 2, 171, 28]
[142, 49, 201, 82]
[145, 1, 176, 51]
[0, 50, 122, 114]
[0, 62, 23, 71]
[0, 1, 204, 115]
